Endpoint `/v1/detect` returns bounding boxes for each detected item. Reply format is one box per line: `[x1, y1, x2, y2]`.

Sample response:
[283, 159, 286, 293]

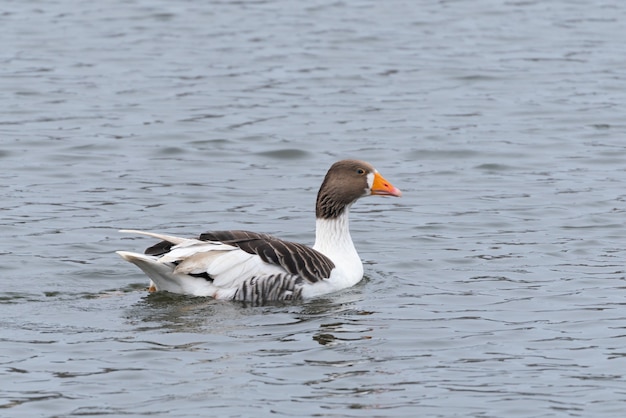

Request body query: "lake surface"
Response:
[2, 0, 626, 416]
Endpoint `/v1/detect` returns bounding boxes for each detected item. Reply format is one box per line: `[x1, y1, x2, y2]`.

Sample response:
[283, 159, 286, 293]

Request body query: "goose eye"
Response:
[356, 168, 366, 175]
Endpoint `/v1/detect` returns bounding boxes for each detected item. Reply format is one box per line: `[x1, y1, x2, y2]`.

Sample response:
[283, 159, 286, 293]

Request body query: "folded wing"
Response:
[119, 229, 335, 300]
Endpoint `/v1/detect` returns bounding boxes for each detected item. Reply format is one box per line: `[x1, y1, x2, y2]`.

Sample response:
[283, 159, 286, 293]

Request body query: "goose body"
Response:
[117, 159, 401, 303]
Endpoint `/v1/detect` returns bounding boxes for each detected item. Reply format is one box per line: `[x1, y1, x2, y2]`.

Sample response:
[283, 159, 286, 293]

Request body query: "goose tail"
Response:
[116, 251, 216, 297]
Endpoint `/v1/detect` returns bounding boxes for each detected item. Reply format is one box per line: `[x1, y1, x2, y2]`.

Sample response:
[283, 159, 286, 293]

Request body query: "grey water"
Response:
[2, 0, 626, 416]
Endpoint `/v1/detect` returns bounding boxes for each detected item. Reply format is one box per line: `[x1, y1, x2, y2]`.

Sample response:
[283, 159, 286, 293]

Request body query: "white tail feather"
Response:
[115, 251, 217, 296]
[119, 229, 190, 246]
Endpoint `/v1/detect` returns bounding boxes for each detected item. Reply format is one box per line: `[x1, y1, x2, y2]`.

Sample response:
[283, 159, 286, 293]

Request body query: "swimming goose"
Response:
[116, 159, 401, 303]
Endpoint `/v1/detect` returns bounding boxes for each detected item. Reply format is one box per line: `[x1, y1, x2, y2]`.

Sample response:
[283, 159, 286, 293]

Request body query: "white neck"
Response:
[312, 208, 362, 276]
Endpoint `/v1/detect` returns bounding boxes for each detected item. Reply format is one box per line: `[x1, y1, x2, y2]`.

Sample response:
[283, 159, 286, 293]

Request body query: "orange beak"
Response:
[371, 172, 402, 197]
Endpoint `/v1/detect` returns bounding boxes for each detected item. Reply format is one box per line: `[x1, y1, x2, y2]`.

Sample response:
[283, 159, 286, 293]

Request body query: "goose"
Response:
[116, 159, 401, 303]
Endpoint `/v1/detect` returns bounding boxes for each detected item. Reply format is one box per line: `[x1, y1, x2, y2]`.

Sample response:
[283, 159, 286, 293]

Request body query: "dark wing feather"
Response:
[144, 239, 174, 256]
[144, 230, 273, 256]
[144, 230, 335, 283]
[199, 230, 335, 283]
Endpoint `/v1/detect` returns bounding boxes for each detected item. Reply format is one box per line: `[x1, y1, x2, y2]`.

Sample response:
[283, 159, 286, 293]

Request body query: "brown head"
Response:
[315, 159, 402, 219]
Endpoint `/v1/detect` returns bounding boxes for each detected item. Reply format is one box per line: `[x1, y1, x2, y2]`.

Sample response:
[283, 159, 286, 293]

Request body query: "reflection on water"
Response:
[126, 293, 224, 332]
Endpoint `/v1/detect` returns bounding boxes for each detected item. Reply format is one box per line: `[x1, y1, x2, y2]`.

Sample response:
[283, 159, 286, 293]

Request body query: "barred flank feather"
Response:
[233, 274, 305, 304]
